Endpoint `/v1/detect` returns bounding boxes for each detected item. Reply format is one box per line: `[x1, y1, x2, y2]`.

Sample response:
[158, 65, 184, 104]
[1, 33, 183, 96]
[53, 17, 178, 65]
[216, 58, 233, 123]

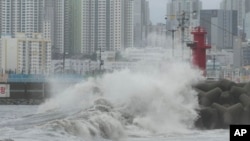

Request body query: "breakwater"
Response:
[195, 79, 250, 129]
[0, 82, 76, 105]
[0, 82, 49, 105]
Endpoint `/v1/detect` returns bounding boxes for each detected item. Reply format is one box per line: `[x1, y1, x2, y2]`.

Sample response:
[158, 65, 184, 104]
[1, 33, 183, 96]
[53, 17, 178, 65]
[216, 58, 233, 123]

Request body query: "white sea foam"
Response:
[33, 60, 204, 140]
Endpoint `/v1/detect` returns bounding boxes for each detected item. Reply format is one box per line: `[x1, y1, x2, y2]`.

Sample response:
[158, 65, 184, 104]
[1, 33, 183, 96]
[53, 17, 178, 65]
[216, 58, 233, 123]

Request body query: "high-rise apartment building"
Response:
[0, 1, 2, 37]
[246, 0, 250, 13]
[200, 10, 238, 50]
[167, 0, 201, 28]
[79, 0, 134, 55]
[53, 0, 65, 54]
[0, 0, 53, 74]
[220, 0, 245, 28]
[123, 0, 134, 49]
[0, 0, 44, 37]
[68, 0, 81, 55]
[63, 0, 72, 55]
[0, 33, 51, 74]
[133, 0, 150, 48]
[44, 0, 68, 54]
[0, 0, 67, 54]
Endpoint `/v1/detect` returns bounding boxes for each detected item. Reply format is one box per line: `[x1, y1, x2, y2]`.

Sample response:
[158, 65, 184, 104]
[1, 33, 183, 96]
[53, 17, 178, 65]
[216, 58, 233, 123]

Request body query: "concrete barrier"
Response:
[219, 91, 234, 105]
[195, 81, 220, 92]
[199, 87, 222, 106]
[195, 107, 220, 129]
[195, 79, 250, 129]
[218, 79, 236, 91]
[230, 86, 246, 99]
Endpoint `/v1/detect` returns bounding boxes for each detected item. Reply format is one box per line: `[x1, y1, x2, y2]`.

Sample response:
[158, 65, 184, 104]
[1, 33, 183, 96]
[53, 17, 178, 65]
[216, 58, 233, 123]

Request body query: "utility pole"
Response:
[169, 0, 177, 57]
[99, 47, 104, 71]
[178, 11, 189, 60]
[62, 47, 66, 73]
[177, 10, 197, 60]
[213, 54, 216, 77]
[171, 29, 177, 57]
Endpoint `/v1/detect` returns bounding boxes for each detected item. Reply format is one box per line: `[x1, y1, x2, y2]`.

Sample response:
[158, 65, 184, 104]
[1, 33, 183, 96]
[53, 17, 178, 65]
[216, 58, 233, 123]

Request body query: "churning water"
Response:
[0, 61, 229, 141]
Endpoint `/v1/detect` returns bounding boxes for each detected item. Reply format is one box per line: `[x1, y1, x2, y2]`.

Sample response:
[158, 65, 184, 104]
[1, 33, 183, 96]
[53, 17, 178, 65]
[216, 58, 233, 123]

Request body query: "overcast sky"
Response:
[149, 0, 222, 24]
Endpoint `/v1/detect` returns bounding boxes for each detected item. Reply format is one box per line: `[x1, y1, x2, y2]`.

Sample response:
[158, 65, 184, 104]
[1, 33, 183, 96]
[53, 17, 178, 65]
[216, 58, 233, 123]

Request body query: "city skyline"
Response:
[0, 0, 249, 76]
[149, 0, 221, 24]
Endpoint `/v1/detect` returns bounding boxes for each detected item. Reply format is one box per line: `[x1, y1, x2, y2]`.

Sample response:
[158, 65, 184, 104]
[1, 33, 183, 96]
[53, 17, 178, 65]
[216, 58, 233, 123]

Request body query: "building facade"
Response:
[246, 0, 250, 13]
[0, 0, 45, 37]
[0, 33, 51, 74]
[220, 0, 246, 28]
[80, 0, 134, 55]
[133, 0, 150, 48]
[123, 0, 134, 49]
[245, 12, 250, 40]
[0, 0, 2, 37]
[44, 0, 69, 55]
[200, 10, 238, 50]
[0, 0, 67, 55]
[167, 0, 201, 28]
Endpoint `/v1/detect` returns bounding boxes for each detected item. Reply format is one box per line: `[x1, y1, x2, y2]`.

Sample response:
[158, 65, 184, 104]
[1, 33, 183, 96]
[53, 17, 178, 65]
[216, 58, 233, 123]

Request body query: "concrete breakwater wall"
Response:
[194, 79, 250, 129]
[0, 82, 50, 105]
[0, 82, 75, 105]
[0, 99, 43, 105]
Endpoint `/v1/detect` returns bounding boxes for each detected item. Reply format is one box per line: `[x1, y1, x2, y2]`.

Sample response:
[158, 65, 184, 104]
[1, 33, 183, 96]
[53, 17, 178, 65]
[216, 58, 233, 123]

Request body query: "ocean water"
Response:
[0, 61, 229, 141]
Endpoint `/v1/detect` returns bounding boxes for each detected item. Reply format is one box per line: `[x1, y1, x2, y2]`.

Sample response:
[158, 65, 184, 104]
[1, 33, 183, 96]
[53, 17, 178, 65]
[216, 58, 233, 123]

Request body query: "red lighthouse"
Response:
[189, 27, 211, 75]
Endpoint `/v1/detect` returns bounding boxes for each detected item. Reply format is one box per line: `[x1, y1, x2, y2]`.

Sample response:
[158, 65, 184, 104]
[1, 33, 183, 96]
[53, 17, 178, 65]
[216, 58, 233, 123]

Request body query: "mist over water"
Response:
[32, 60, 204, 140]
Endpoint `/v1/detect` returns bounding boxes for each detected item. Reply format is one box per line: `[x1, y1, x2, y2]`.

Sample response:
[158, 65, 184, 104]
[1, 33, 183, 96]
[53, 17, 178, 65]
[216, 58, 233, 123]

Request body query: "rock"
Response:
[212, 103, 244, 126]
[195, 80, 250, 129]
[195, 107, 220, 129]
[236, 82, 246, 87]
[218, 79, 236, 91]
[243, 82, 250, 96]
[219, 91, 234, 105]
[199, 87, 222, 106]
[194, 81, 220, 92]
[230, 86, 246, 100]
[239, 94, 250, 107]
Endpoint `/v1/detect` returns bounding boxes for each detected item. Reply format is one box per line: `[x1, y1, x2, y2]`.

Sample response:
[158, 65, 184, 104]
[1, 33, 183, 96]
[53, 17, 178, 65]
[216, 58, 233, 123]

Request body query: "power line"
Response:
[200, 16, 238, 38]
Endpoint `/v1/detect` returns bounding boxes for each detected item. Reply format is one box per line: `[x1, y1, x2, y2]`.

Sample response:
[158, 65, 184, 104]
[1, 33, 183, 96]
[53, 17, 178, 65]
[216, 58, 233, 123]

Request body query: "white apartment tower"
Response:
[0, 33, 51, 74]
[0, 0, 44, 37]
[0, 0, 66, 54]
[0, 0, 53, 74]
[17, 33, 51, 74]
[81, 0, 134, 54]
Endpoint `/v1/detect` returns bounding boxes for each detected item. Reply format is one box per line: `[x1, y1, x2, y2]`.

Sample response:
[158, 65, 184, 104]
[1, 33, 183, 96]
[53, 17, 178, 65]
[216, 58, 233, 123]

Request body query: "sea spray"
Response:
[36, 60, 204, 139]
